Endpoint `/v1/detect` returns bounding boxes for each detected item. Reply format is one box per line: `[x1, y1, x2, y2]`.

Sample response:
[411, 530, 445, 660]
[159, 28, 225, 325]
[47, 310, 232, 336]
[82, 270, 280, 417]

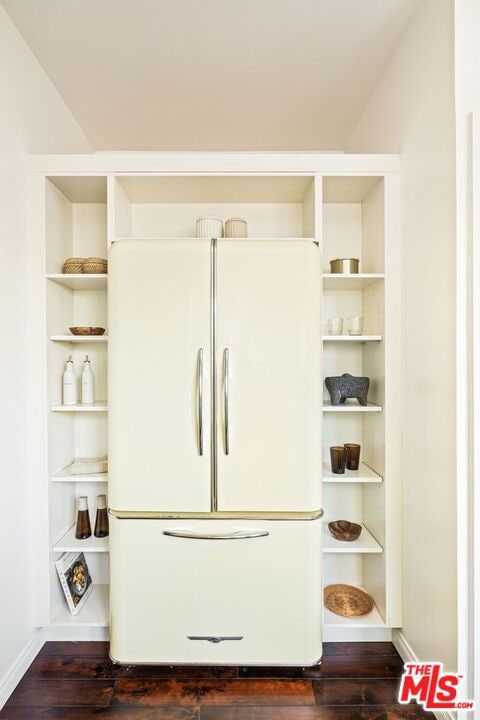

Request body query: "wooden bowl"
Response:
[69, 327, 106, 336]
[324, 584, 374, 617]
[328, 520, 362, 542]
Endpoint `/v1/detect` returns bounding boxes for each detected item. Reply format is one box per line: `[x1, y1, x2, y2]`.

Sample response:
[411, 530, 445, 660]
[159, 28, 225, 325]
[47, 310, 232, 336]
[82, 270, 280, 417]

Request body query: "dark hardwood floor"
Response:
[0, 642, 434, 719]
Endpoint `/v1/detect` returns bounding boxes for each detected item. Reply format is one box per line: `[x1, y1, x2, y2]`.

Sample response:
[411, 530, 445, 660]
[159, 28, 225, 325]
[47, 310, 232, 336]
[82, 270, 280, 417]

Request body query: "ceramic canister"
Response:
[196, 216, 224, 238]
[225, 217, 248, 238]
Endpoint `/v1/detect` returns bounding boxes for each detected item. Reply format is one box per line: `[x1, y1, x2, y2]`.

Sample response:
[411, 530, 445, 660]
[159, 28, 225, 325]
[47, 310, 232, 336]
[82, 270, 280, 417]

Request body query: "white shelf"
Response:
[46, 274, 107, 290]
[323, 461, 383, 483]
[53, 525, 109, 553]
[50, 584, 109, 627]
[323, 274, 384, 290]
[49, 335, 108, 343]
[323, 523, 383, 554]
[112, 236, 314, 243]
[51, 401, 108, 412]
[323, 335, 382, 343]
[51, 465, 108, 483]
[323, 401, 383, 412]
[324, 587, 385, 628]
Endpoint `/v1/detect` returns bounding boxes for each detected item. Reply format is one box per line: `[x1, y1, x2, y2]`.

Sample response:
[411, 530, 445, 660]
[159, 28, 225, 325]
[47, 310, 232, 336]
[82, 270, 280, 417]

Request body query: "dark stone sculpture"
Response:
[325, 373, 370, 406]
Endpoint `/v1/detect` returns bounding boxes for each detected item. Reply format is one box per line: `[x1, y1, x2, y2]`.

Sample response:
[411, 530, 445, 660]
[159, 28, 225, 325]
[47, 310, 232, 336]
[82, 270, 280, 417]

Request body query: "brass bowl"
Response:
[69, 327, 106, 336]
[328, 520, 362, 542]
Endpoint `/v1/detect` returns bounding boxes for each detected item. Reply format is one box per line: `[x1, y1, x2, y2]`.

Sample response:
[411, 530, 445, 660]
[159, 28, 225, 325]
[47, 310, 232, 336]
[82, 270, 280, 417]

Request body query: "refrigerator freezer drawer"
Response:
[110, 517, 322, 665]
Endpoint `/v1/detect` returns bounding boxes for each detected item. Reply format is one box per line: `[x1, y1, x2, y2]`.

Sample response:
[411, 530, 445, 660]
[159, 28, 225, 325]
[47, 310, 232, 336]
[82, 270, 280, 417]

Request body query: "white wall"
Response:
[0, 5, 90, 704]
[346, 0, 457, 670]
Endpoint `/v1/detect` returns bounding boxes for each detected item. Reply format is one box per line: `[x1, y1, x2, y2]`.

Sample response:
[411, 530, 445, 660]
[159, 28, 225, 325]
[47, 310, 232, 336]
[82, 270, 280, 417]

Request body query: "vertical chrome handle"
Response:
[223, 348, 229, 454]
[197, 348, 204, 455]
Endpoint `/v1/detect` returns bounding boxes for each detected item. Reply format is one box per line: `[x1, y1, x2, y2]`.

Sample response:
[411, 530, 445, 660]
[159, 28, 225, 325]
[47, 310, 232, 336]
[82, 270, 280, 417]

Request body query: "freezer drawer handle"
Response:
[223, 348, 229, 455]
[197, 348, 204, 456]
[187, 636, 244, 643]
[162, 529, 269, 540]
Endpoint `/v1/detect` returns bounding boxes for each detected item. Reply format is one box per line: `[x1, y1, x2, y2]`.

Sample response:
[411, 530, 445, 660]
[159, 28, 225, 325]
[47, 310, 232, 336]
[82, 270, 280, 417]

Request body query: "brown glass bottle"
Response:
[94, 494, 109, 538]
[75, 496, 92, 539]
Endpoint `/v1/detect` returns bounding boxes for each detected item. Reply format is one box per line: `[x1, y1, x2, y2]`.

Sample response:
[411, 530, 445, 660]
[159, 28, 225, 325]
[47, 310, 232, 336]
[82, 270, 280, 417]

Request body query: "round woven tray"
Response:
[63, 258, 84, 274]
[83, 257, 107, 274]
[324, 584, 374, 617]
[328, 520, 362, 542]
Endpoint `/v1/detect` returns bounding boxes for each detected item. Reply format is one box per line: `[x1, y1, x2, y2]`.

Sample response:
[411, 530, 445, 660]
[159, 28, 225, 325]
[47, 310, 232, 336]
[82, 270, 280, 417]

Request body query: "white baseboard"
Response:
[392, 630, 455, 720]
[0, 628, 45, 710]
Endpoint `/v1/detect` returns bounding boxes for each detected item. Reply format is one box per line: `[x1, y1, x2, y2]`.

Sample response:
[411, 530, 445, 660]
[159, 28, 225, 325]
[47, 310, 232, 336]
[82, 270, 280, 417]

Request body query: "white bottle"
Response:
[81, 355, 94, 404]
[62, 356, 77, 405]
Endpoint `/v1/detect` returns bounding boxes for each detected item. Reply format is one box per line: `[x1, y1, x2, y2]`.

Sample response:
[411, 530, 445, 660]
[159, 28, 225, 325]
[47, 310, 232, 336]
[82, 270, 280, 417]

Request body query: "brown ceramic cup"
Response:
[330, 446, 347, 474]
[344, 443, 361, 471]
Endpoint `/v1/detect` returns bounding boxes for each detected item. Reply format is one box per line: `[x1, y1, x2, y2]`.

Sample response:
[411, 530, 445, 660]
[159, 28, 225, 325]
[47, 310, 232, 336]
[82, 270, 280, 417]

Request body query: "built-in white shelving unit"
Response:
[51, 402, 108, 412]
[51, 585, 109, 627]
[53, 525, 109, 553]
[323, 524, 382, 554]
[52, 465, 108, 483]
[35, 157, 401, 643]
[50, 335, 108, 343]
[323, 402, 383, 412]
[322, 461, 383, 483]
[322, 273, 385, 290]
[323, 335, 382, 343]
[46, 274, 108, 290]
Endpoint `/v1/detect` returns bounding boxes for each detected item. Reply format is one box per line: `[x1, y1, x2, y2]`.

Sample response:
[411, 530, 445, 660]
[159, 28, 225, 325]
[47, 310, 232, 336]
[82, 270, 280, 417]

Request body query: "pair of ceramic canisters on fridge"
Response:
[196, 216, 247, 239]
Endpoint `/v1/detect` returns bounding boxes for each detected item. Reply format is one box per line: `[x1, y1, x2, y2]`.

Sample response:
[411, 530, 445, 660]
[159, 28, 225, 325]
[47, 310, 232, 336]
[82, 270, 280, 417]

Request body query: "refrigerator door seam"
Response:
[210, 238, 218, 511]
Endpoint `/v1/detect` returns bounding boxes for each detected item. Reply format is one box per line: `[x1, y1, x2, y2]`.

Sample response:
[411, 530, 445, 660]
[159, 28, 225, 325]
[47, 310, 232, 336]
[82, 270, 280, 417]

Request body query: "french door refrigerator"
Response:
[108, 238, 323, 665]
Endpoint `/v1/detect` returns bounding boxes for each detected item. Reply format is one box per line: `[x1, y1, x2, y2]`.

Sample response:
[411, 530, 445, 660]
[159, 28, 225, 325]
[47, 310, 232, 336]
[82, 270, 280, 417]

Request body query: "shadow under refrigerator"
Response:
[108, 238, 323, 665]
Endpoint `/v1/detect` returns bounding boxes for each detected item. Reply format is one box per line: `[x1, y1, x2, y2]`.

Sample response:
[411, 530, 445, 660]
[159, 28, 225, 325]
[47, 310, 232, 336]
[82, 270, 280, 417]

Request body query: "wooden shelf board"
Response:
[50, 584, 109, 627]
[51, 401, 108, 412]
[323, 401, 383, 413]
[46, 274, 107, 290]
[323, 461, 382, 483]
[53, 525, 109, 553]
[323, 335, 382, 343]
[323, 523, 383, 554]
[323, 274, 384, 290]
[324, 587, 385, 628]
[49, 335, 108, 343]
[51, 465, 108, 483]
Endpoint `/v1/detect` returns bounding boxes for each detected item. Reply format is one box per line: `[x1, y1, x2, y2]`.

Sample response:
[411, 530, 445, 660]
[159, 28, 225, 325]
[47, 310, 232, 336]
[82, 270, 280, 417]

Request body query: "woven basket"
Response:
[70, 327, 106, 336]
[328, 520, 362, 542]
[63, 258, 84, 274]
[83, 257, 107, 274]
[324, 584, 374, 617]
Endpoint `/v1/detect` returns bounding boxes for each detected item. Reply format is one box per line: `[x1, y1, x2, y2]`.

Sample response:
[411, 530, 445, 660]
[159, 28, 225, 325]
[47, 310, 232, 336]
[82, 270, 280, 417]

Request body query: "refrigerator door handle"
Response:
[197, 348, 204, 456]
[162, 529, 269, 540]
[223, 348, 229, 454]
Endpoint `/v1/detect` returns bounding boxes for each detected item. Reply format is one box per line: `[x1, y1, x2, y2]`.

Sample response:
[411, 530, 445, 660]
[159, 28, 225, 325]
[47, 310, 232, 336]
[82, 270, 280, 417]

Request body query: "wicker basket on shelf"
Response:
[83, 257, 107, 274]
[324, 584, 374, 617]
[63, 258, 85, 274]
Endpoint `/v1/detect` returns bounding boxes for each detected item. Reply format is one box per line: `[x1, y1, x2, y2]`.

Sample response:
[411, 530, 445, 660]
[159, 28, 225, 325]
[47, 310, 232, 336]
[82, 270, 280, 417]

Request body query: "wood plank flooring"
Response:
[0, 642, 434, 719]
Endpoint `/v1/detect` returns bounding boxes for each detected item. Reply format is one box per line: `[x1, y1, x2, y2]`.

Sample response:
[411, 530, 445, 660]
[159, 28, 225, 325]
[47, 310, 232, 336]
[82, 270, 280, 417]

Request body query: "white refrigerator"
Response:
[108, 238, 323, 665]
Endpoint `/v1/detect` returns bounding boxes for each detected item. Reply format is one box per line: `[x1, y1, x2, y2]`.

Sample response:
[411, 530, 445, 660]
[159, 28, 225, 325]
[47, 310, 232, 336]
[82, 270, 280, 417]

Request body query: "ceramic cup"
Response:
[328, 317, 343, 335]
[347, 316, 363, 336]
[196, 216, 224, 238]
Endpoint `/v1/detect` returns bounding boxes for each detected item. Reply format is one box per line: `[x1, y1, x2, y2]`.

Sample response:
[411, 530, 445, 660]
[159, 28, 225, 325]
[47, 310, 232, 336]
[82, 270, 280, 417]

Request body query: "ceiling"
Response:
[2, 0, 420, 151]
